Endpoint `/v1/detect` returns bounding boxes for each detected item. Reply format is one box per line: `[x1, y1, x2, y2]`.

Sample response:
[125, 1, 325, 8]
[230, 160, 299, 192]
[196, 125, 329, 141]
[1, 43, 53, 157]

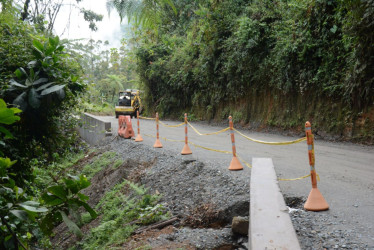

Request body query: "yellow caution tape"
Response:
[143, 134, 319, 182]
[139, 116, 156, 120]
[278, 173, 320, 182]
[143, 134, 184, 142]
[159, 120, 185, 128]
[188, 122, 230, 136]
[188, 141, 232, 154]
[237, 155, 252, 168]
[233, 128, 306, 145]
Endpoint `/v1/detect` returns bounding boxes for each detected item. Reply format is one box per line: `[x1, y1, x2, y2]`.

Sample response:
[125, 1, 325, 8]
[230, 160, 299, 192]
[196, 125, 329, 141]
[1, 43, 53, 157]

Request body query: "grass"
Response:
[72, 180, 169, 249]
[82, 102, 115, 116]
[81, 151, 118, 179]
[33, 150, 87, 189]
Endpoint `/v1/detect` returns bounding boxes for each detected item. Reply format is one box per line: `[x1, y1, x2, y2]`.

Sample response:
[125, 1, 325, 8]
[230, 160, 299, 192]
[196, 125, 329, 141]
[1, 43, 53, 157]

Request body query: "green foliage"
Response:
[0, 98, 47, 250]
[131, 0, 373, 138]
[40, 174, 97, 237]
[106, 0, 177, 30]
[1, 8, 86, 188]
[82, 151, 117, 179]
[78, 180, 169, 249]
[7, 36, 84, 111]
[81, 9, 104, 31]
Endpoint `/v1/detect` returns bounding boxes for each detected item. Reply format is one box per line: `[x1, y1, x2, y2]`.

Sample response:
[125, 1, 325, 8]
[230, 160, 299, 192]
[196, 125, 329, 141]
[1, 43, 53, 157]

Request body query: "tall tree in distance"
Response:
[106, 0, 177, 30]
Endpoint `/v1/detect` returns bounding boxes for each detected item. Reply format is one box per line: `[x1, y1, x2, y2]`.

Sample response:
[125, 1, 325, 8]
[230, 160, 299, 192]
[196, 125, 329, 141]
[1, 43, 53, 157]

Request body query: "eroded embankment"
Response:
[110, 138, 251, 249]
[51, 137, 251, 249]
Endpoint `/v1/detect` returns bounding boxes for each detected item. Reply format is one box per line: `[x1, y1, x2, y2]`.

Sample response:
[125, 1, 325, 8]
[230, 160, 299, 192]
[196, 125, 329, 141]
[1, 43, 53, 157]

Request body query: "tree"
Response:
[106, 0, 177, 30]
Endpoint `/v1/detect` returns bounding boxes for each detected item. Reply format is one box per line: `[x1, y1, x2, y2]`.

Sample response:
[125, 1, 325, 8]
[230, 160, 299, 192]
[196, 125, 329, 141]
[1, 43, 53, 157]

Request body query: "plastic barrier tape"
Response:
[159, 120, 185, 128]
[234, 128, 306, 145]
[140, 119, 316, 182]
[139, 116, 156, 120]
[188, 122, 230, 136]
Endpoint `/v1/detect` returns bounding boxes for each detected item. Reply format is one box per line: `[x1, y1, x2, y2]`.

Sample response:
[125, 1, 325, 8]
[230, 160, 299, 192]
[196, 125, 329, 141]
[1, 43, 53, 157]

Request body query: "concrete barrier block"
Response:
[250, 158, 300, 250]
[78, 113, 112, 145]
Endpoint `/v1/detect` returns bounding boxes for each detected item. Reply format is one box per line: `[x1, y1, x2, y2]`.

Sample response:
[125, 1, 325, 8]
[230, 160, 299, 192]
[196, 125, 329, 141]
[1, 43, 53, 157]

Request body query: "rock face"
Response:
[231, 216, 249, 235]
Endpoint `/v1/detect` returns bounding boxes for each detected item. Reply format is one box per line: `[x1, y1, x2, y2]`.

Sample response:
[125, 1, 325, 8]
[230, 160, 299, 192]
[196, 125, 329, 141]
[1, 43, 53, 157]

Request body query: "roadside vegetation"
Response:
[110, 0, 374, 141]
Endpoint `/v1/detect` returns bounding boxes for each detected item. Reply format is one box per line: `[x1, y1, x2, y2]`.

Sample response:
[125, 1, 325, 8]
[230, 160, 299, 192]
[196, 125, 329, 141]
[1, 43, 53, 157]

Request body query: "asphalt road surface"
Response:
[97, 115, 374, 246]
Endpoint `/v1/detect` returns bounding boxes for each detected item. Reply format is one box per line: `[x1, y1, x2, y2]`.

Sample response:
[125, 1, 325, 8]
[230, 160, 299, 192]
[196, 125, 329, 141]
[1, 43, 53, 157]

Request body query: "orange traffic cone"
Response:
[229, 156, 243, 171]
[228, 116, 243, 171]
[304, 121, 329, 211]
[181, 113, 192, 155]
[135, 111, 143, 142]
[153, 112, 163, 148]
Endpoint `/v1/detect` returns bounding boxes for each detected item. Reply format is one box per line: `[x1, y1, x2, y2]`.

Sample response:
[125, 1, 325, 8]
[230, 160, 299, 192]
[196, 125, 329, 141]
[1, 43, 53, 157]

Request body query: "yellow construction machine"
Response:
[115, 89, 142, 118]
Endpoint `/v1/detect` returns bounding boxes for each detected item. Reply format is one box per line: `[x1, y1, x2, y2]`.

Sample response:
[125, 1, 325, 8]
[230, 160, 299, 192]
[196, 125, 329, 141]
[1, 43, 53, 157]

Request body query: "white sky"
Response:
[54, 0, 126, 48]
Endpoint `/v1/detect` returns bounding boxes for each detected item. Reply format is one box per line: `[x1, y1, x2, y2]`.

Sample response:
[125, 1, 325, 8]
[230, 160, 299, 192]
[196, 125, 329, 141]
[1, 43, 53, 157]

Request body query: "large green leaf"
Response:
[0, 99, 5, 109]
[60, 210, 83, 237]
[28, 88, 41, 109]
[41, 192, 64, 206]
[41, 85, 65, 96]
[79, 175, 91, 189]
[13, 92, 27, 111]
[14, 69, 23, 79]
[77, 193, 89, 202]
[33, 40, 44, 53]
[0, 100, 21, 125]
[81, 202, 97, 219]
[0, 126, 14, 139]
[10, 108, 22, 114]
[19, 67, 28, 77]
[36, 82, 55, 92]
[27, 60, 38, 68]
[47, 185, 68, 199]
[64, 179, 78, 194]
[32, 78, 49, 86]
[0, 157, 17, 169]
[56, 89, 66, 100]
[9, 79, 27, 89]
[19, 202, 48, 213]
[10, 210, 29, 221]
[45, 46, 55, 56]
[49, 37, 58, 48]
[40, 213, 55, 235]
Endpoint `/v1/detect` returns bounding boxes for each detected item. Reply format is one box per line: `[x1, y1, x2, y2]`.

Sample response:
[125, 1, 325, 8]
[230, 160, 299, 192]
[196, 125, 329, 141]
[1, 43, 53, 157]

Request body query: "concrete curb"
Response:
[78, 113, 112, 145]
[249, 158, 301, 250]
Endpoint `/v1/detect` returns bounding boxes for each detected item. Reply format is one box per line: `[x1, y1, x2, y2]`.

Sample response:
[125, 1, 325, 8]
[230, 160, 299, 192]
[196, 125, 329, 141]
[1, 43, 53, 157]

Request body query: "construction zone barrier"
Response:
[181, 113, 192, 155]
[125, 112, 329, 210]
[303, 121, 329, 211]
[228, 116, 244, 171]
[153, 112, 163, 148]
[135, 111, 143, 142]
[118, 115, 125, 135]
[118, 115, 134, 139]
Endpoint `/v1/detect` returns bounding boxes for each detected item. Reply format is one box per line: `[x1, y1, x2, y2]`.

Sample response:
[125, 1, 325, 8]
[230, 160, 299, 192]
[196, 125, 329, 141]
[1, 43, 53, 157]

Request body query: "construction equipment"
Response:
[115, 89, 142, 119]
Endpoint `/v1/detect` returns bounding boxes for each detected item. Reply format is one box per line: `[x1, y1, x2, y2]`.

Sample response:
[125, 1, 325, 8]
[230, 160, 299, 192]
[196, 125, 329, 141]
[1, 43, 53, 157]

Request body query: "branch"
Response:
[133, 216, 178, 234]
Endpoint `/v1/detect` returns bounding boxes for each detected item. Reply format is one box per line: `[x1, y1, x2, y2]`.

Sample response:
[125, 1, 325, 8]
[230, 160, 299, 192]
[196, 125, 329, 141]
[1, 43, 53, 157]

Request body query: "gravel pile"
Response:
[106, 136, 374, 249]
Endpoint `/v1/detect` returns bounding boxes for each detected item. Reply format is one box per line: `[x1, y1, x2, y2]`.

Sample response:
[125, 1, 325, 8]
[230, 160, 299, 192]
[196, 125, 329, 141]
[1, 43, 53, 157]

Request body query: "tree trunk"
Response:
[21, 0, 31, 21]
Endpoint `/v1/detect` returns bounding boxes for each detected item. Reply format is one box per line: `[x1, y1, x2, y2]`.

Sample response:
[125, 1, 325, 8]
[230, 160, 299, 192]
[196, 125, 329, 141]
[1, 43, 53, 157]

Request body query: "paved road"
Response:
[98, 115, 374, 245]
